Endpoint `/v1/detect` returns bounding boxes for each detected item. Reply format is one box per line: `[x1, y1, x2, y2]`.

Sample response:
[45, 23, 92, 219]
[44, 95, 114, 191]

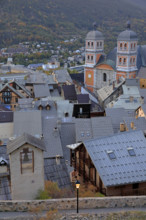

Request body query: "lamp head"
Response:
[76, 180, 80, 189]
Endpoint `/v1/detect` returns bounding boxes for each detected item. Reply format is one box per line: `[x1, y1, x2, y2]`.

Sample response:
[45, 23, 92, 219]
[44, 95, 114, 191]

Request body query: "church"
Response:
[84, 21, 146, 92]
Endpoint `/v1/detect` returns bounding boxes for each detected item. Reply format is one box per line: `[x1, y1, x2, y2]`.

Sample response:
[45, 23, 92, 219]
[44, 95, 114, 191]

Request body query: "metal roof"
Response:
[7, 132, 45, 154]
[83, 130, 146, 187]
[33, 84, 50, 98]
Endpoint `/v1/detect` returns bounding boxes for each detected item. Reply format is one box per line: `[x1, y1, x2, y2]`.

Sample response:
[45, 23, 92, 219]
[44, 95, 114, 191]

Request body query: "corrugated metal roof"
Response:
[84, 130, 146, 187]
[7, 133, 45, 154]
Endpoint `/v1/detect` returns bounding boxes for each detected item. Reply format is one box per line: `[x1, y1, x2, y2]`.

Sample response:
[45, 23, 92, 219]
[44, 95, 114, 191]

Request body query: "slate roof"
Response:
[74, 117, 114, 142]
[105, 108, 129, 133]
[123, 117, 146, 132]
[18, 98, 33, 110]
[62, 84, 77, 101]
[33, 84, 50, 98]
[0, 176, 11, 200]
[14, 110, 42, 137]
[138, 67, 146, 79]
[12, 80, 31, 97]
[77, 94, 89, 103]
[44, 158, 71, 188]
[70, 73, 84, 83]
[141, 104, 146, 115]
[83, 130, 146, 187]
[7, 133, 45, 154]
[0, 111, 13, 123]
[54, 69, 73, 84]
[118, 27, 137, 41]
[42, 117, 63, 158]
[140, 45, 146, 67]
[138, 88, 146, 103]
[96, 59, 116, 71]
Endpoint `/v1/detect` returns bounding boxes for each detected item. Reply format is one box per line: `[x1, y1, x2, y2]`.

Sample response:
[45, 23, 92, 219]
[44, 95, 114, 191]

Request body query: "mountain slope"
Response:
[0, 0, 146, 48]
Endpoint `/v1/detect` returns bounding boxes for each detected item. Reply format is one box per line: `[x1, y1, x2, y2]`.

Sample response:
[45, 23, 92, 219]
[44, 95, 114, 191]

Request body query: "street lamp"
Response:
[75, 180, 80, 213]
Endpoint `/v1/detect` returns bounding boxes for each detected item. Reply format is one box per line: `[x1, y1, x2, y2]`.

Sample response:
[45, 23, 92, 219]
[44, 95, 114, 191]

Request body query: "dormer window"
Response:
[20, 148, 34, 174]
[107, 151, 116, 160]
[127, 147, 136, 156]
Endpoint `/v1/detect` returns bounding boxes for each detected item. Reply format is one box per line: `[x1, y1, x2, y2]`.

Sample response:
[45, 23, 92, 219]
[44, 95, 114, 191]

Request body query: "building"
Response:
[68, 130, 146, 196]
[7, 133, 45, 200]
[84, 21, 146, 93]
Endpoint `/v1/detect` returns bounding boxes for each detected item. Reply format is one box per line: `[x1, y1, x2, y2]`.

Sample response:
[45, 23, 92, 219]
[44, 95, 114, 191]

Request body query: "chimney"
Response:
[130, 122, 134, 129]
[120, 123, 126, 132]
[56, 155, 60, 165]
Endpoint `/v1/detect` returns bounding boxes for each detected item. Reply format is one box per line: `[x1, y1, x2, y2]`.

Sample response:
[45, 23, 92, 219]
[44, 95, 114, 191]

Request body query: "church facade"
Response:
[84, 22, 139, 92]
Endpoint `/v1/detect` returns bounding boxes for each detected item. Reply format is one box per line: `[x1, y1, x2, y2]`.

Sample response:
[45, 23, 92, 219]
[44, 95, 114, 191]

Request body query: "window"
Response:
[107, 151, 116, 160]
[103, 73, 107, 82]
[91, 55, 93, 61]
[79, 108, 83, 114]
[91, 42, 94, 47]
[97, 42, 99, 47]
[88, 74, 91, 78]
[65, 112, 69, 117]
[88, 42, 90, 47]
[87, 55, 90, 60]
[81, 132, 84, 137]
[130, 58, 132, 64]
[20, 148, 34, 174]
[133, 58, 135, 64]
[119, 58, 122, 64]
[127, 148, 136, 156]
[100, 42, 102, 47]
[123, 58, 126, 65]
[131, 43, 133, 49]
[124, 43, 127, 49]
[120, 43, 122, 49]
[133, 183, 139, 189]
[15, 98, 18, 103]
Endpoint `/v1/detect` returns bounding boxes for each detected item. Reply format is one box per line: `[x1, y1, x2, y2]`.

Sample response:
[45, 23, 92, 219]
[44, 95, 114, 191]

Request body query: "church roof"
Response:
[118, 29, 137, 41]
[86, 30, 104, 40]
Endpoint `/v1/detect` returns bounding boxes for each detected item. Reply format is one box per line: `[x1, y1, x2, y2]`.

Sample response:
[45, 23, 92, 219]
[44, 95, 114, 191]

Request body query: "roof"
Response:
[7, 133, 45, 154]
[138, 88, 146, 103]
[18, 98, 33, 110]
[54, 69, 73, 84]
[138, 67, 146, 79]
[0, 111, 13, 123]
[57, 100, 73, 119]
[14, 110, 42, 137]
[44, 158, 71, 189]
[125, 79, 139, 86]
[123, 116, 146, 132]
[77, 94, 89, 104]
[118, 29, 137, 41]
[141, 104, 146, 115]
[74, 117, 114, 142]
[86, 30, 104, 40]
[62, 84, 77, 101]
[140, 45, 146, 67]
[33, 84, 50, 98]
[0, 176, 11, 200]
[42, 117, 63, 158]
[12, 80, 31, 97]
[83, 130, 146, 187]
[0, 84, 24, 98]
[96, 59, 116, 70]
[105, 108, 129, 133]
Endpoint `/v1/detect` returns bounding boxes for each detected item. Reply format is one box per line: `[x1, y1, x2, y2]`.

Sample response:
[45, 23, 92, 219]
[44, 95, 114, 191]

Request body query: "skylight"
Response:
[107, 151, 116, 160]
[127, 148, 136, 156]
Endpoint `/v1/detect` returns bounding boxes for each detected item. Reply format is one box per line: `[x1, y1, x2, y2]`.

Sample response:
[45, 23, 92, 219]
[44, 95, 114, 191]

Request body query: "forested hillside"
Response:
[0, 0, 146, 50]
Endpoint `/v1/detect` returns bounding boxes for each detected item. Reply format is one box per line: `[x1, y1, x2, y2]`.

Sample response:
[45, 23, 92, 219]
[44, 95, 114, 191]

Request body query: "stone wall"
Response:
[0, 196, 146, 212]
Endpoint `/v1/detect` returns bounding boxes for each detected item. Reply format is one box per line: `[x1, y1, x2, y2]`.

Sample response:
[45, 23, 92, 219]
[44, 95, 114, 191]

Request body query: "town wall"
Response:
[0, 196, 146, 212]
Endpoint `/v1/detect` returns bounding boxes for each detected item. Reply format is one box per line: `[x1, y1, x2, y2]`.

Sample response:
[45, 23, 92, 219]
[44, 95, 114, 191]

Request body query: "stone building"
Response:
[7, 133, 45, 200]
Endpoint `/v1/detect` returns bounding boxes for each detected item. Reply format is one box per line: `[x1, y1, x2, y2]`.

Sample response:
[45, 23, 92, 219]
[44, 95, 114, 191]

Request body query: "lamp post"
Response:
[75, 180, 80, 213]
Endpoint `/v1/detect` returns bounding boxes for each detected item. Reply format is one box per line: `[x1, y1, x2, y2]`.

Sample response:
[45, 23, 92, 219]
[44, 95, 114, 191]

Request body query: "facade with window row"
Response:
[84, 22, 138, 92]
